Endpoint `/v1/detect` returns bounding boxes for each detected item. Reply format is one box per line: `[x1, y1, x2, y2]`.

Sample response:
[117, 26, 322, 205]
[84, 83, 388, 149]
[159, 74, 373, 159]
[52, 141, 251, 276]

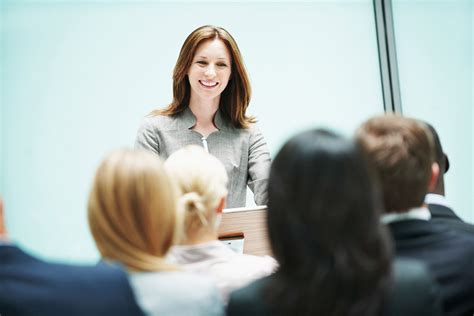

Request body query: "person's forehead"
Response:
[194, 39, 230, 59]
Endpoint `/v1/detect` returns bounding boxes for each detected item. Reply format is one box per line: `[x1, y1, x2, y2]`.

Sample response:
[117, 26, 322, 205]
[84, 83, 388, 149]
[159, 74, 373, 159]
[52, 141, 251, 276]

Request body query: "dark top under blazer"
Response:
[227, 258, 442, 316]
[428, 203, 474, 235]
[0, 245, 144, 316]
[388, 219, 474, 316]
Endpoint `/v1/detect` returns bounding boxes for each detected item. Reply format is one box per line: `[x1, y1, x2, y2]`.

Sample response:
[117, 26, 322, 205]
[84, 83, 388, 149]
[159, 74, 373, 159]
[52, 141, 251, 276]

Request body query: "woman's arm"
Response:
[247, 125, 271, 206]
[135, 117, 160, 155]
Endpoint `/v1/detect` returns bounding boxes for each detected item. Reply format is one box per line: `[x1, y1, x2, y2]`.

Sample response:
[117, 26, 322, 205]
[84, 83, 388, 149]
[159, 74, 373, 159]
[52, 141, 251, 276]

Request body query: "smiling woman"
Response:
[188, 39, 232, 107]
[135, 25, 271, 208]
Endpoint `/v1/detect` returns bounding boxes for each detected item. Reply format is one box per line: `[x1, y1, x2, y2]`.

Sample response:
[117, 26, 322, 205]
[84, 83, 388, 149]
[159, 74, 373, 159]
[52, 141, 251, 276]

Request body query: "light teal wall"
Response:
[1, 0, 382, 263]
[393, 0, 473, 223]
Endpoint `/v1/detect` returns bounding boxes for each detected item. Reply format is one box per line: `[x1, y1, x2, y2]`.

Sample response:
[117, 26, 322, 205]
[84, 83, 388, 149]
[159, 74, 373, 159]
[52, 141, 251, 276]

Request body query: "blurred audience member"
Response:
[357, 115, 474, 316]
[88, 149, 223, 316]
[0, 195, 144, 316]
[164, 145, 276, 300]
[228, 129, 441, 316]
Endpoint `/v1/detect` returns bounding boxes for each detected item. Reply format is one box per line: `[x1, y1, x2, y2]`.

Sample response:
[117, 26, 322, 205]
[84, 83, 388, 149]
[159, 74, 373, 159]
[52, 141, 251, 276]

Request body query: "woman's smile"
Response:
[199, 80, 219, 88]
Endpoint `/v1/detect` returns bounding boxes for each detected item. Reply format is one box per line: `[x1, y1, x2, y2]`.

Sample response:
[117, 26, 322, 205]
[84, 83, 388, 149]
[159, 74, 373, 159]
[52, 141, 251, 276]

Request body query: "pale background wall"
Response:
[0, 0, 471, 263]
[392, 0, 473, 223]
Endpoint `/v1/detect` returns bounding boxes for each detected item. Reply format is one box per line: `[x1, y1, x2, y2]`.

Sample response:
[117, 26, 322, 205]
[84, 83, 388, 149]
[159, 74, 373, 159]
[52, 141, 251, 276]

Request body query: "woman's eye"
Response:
[217, 63, 228, 68]
[196, 61, 207, 65]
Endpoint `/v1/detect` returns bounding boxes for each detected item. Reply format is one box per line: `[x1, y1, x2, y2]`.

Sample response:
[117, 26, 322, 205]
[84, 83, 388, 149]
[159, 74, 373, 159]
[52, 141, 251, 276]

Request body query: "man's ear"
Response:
[428, 162, 440, 192]
[215, 197, 225, 214]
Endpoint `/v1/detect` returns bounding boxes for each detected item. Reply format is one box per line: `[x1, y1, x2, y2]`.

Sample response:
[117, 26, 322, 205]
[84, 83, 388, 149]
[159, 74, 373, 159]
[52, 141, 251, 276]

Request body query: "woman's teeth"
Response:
[200, 80, 218, 87]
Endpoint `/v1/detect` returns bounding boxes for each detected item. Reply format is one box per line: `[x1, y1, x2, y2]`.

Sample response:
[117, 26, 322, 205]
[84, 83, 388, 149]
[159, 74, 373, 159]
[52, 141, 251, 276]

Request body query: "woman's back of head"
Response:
[88, 149, 178, 272]
[267, 128, 392, 316]
[164, 145, 228, 240]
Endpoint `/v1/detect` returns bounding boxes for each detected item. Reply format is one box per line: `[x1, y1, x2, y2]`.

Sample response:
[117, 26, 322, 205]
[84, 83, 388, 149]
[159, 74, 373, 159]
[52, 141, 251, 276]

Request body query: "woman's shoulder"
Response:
[129, 271, 223, 315]
[221, 254, 277, 279]
[225, 121, 263, 138]
[238, 254, 277, 269]
[227, 275, 274, 314]
[130, 270, 218, 294]
[138, 112, 179, 131]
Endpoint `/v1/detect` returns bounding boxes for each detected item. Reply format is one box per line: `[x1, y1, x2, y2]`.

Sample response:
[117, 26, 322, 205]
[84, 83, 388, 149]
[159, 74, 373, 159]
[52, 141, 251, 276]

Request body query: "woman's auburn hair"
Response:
[151, 25, 255, 129]
[88, 149, 180, 272]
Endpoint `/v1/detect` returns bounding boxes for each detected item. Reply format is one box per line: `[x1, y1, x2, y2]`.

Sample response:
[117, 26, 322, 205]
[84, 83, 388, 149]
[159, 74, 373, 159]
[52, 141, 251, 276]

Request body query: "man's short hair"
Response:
[424, 122, 449, 174]
[355, 115, 435, 213]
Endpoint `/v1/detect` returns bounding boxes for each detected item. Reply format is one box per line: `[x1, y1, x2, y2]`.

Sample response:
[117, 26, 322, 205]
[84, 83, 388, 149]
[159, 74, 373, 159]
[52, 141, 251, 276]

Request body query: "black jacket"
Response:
[388, 219, 474, 316]
[428, 203, 474, 235]
[0, 245, 144, 316]
[227, 258, 442, 316]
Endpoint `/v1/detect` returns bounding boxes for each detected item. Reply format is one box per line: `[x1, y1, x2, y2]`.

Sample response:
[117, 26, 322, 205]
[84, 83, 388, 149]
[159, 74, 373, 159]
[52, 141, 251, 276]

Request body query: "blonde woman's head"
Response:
[164, 145, 228, 239]
[88, 149, 178, 272]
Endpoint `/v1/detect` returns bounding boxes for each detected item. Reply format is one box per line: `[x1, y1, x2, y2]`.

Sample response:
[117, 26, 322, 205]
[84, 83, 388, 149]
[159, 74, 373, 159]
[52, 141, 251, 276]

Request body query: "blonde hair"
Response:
[88, 149, 179, 272]
[164, 146, 228, 238]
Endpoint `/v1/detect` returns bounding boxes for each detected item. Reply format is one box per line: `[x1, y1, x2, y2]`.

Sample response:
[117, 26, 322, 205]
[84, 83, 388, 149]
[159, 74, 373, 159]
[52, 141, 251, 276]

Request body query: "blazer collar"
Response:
[178, 107, 230, 131]
[428, 203, 463, 221]
[387, 219, 449, 242]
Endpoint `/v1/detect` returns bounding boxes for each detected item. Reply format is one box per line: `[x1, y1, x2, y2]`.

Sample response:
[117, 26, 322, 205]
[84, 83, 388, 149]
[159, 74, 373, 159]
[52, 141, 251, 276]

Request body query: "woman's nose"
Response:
[205, 64, 216, 77]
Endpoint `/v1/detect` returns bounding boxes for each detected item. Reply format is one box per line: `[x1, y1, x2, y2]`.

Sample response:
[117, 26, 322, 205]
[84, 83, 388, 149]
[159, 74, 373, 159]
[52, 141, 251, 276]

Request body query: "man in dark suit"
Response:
[356, 115, 474, 316]
[0, 196, 144, 316]
[423, 122, 474, 234]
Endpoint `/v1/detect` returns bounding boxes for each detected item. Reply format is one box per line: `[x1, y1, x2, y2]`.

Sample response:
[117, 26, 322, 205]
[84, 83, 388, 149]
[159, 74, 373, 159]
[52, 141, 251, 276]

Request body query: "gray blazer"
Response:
[135, 107, 271, 208]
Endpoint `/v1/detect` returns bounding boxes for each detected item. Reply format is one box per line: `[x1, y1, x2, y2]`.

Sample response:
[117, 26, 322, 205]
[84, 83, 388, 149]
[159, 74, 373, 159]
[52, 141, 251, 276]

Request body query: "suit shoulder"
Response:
[230, 275, 271, 301]
[138, 114, 178, 132]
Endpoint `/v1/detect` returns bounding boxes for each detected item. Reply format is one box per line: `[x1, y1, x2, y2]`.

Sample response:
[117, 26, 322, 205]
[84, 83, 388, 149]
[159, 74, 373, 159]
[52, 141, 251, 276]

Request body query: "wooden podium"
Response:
[218, 206, 272, 256]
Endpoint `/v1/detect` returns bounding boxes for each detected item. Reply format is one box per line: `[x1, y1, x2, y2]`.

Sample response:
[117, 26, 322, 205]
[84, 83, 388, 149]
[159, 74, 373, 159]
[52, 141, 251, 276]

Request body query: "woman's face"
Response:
[187, 39, 232, 103]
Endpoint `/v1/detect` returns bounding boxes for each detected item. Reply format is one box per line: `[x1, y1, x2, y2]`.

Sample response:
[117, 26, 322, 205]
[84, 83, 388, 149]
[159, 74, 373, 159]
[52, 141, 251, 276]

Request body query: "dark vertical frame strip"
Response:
[373, 0, 403, 113]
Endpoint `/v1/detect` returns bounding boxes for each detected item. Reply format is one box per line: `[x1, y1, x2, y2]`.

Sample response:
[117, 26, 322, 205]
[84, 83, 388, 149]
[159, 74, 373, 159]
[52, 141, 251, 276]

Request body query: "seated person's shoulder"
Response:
[230, 275, 271, 301]
[385, 258, 442, 316]
[212, 254, 277, 283]
[0, 250, 142, 316]
[227, 275, 273, 316]
[139, 112, 183, 132]
[130, 270, 220, 300]
[129, 271, 223, 315]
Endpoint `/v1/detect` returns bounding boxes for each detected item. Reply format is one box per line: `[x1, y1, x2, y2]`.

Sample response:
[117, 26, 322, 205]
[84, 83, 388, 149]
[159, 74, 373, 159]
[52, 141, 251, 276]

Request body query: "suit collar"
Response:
[177, 107, 230, 131]
[428, 203, 462, 221]
[387, 219, 449, 242]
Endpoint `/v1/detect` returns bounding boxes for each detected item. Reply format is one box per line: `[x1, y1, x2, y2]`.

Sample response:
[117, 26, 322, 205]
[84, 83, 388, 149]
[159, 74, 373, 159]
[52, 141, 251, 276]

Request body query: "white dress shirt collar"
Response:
[381, 206, 431, 224]
[425, 193, 451, 208]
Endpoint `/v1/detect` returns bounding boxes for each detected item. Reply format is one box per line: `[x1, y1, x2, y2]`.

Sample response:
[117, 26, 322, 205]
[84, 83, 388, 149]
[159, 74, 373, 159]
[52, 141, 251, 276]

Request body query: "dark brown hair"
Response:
[356, 114, 435, 212]
[267, 129, 392, 316]
[151, 25, 255, 129]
